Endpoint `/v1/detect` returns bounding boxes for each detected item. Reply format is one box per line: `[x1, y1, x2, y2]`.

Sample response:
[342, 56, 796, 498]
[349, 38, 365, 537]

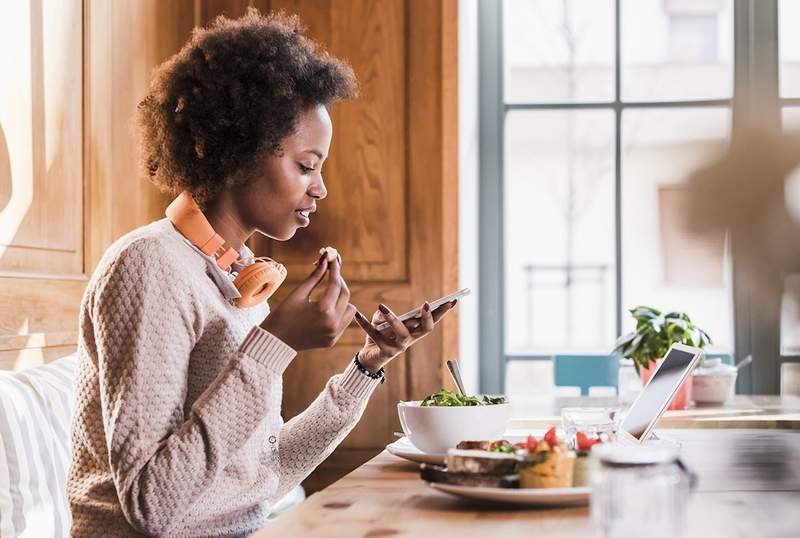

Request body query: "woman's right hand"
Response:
[259, 251, 355, 351]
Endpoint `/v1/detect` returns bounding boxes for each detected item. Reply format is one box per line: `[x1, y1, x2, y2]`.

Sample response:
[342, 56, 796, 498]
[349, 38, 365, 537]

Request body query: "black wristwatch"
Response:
[354, 352, 385, 384]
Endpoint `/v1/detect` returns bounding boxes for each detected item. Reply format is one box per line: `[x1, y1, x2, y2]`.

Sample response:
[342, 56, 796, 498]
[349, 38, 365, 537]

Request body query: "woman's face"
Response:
[236, 104, 333, 241]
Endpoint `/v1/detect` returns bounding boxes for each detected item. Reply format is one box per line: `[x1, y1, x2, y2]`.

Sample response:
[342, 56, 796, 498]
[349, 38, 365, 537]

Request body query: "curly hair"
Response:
[136, 9, 358, 208]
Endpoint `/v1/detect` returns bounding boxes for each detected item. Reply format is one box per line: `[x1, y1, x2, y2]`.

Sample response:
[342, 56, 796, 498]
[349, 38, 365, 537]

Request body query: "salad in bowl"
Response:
[398, 388, 511, 454]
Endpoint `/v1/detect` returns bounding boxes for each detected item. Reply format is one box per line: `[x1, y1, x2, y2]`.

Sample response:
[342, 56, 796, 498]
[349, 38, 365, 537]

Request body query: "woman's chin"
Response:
[257, 225, 297, 242]
[275, 226, 299, 241]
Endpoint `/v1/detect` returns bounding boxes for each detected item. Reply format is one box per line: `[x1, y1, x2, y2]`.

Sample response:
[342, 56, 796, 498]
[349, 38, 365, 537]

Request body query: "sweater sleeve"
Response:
[90, 239, 296, 536]
[270, 359, 381, 501]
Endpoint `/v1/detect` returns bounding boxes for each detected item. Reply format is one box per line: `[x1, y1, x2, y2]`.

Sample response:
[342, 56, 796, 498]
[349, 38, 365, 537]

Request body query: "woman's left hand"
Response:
[353, 300, 458, 373]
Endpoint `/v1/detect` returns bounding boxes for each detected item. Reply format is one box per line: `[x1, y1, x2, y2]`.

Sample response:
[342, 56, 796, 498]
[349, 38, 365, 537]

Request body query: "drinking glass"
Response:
[591, 442, 694, 538]
[561, 407, 619, 449]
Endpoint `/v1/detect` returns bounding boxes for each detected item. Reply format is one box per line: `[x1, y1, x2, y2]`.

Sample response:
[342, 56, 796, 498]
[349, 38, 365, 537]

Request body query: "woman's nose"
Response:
[309, 176, 327, 200]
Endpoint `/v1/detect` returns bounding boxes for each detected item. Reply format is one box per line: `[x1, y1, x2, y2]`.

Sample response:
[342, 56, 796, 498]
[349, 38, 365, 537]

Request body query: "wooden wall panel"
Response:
[1, 0, 460, 497]
[0, 0, 83, 276]
[255, 0, 408, 283]
[85, 0, 196, 272]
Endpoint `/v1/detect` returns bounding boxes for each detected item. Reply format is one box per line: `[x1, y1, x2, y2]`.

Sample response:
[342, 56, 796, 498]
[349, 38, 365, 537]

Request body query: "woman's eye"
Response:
[299, 164, 315, 174]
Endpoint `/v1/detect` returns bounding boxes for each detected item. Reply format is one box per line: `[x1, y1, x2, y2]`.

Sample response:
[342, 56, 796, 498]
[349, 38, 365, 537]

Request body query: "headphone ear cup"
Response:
[233, 259, 287, 307]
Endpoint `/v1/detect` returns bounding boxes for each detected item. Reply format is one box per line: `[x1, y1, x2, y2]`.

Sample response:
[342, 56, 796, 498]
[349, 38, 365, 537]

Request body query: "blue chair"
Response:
[554, 354, 620, 396]
[703, 352, 734, 365]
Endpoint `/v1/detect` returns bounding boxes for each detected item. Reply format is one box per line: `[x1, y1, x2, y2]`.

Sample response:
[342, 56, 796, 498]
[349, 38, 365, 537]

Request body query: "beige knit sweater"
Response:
[67, 218, 380, 537]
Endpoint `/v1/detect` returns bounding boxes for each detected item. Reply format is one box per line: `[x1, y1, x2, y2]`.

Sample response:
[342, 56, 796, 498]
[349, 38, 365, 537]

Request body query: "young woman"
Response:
[67, 11, 455, 537]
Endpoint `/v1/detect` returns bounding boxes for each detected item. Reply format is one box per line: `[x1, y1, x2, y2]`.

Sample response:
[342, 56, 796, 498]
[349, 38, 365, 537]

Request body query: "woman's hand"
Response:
[353, 300, 458, 373]
[260, 251, 355, 351]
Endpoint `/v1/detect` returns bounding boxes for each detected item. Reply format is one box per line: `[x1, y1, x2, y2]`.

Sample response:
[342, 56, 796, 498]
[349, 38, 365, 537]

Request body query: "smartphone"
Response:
[374, 288, 470, 332]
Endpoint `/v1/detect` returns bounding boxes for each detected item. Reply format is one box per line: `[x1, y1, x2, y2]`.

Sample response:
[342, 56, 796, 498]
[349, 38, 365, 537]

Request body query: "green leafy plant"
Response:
[613, 306, 712, 375]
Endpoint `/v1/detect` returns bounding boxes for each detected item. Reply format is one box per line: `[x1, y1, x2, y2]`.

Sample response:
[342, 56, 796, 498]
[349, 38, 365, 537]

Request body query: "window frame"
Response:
[479, 0, 789, 395]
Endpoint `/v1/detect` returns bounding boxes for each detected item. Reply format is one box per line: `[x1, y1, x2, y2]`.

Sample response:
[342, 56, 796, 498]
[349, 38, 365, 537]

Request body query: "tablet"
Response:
[618, 343, 704, 443]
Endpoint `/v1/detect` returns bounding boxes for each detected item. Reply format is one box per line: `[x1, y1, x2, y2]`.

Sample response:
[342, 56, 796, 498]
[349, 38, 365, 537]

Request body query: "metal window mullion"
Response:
[479, 0, 505, 394]
[731, 0, 782, 394]
[614, 0, 622, 340]
[506, 99, 732, 111]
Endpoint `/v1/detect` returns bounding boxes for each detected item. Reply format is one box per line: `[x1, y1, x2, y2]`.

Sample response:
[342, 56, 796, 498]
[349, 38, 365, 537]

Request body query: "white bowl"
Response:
[692, 372, 737, 404]
[692, 359, 737, 405]
[397, 400, 512, 454]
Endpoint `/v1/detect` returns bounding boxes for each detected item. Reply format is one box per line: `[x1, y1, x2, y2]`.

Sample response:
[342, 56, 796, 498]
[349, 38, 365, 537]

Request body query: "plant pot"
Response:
[640, 359, 693, 410]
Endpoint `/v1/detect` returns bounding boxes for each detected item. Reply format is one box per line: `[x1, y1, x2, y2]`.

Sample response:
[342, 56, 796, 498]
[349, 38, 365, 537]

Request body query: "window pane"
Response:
[782, 275, 800, 355]
[621, 108, 733, 351]
[504, 0, 614, 103]
[784, 107, 800, 131]
[621, 0, 733, 101]
[505, 110, 616, 353]
[781, 108, 800, 355]
[780, 0, 800, 98]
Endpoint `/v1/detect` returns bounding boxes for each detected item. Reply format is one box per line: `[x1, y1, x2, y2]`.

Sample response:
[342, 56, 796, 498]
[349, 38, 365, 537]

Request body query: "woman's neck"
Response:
[202, 192, 253, 254]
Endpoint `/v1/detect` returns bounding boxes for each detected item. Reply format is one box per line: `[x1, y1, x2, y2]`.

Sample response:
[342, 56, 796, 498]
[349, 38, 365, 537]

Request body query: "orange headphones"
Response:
[165, 191, 286, 307]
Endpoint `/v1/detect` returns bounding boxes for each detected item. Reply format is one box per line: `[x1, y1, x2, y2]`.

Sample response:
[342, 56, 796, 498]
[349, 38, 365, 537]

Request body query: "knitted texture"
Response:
[67, 219, 379, 537]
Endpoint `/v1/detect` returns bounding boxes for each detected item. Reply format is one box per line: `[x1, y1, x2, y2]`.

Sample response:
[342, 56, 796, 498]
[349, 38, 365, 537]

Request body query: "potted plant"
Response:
[613, 306, 712, 410]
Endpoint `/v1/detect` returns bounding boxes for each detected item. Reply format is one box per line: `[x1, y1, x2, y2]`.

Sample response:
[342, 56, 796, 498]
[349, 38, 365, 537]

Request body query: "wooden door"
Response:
[250, 0, 460, 491]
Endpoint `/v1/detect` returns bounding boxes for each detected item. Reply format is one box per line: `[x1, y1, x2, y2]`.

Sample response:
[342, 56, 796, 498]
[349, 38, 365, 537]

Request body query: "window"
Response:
[480, 0, 789, 395]
[778, 0, 800, 392]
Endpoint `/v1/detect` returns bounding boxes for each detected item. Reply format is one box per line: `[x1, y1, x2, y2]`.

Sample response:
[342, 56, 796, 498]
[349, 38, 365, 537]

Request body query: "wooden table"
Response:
[254, 429, 800, 537]
[509, 395, 800, 431]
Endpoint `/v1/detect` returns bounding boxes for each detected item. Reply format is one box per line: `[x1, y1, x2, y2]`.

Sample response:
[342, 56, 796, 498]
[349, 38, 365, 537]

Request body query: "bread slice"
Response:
[456, 440, 491, 451]
[420, 464, 518, 488]
[445, 448, 518, 475]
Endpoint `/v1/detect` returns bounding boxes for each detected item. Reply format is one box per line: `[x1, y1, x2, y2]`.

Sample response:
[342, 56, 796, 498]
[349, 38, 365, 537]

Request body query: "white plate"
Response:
[385, 431, 552, 465]
[428, 482, 590, 507]
[386, 437, 446, 464]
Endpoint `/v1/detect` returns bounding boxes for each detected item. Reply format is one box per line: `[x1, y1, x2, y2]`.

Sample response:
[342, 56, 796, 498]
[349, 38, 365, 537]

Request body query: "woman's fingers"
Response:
[336, 303, 357, 334]
[354, 310, 382, 341]
[419, 302, 435, 333]
[320, 258, 343, 310]
[335, 269, 351, 316]
[378, 303, 412, 344]
[431, 299, 457, 323]
[293, 253, 329, 299]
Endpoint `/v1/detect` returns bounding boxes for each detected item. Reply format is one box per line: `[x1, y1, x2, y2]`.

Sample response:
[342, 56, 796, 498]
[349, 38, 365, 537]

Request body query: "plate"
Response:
[386, 430, 551, 465]
[428, 482, 590, 507]
[386, 437, 446, 464]
[386, 429, 561, 465]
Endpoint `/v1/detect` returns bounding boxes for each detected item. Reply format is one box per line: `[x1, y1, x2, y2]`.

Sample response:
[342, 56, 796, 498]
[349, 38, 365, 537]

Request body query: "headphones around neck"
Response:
[165, 191, 286, 307]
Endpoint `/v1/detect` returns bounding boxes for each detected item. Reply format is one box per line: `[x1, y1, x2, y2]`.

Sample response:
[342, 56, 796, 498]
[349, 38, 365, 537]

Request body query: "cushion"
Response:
[0, 352, 305, 536]
[0, 354, 76, 537]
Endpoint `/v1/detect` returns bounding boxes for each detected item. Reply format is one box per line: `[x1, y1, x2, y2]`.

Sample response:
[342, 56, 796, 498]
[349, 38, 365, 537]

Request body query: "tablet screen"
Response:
[621, 348, 697, 440]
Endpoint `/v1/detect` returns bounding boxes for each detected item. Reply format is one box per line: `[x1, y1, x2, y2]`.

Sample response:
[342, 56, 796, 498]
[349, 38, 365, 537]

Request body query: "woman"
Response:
[67, 11, 455, 537]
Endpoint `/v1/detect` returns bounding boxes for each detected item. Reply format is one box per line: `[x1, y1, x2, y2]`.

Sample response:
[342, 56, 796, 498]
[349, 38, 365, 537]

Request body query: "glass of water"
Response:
[561, 407, 619, 449]
[590, 442, 695, 538]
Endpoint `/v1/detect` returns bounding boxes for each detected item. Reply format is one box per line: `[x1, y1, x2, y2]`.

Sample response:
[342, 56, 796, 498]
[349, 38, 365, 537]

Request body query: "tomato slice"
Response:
[576, 431, 603, 451]
[544, 426, 558, 448]
[576, 431, 592, 451]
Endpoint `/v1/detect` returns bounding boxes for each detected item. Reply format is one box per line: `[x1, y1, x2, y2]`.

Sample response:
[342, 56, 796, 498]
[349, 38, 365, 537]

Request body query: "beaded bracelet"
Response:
[354, 352, 385, 384]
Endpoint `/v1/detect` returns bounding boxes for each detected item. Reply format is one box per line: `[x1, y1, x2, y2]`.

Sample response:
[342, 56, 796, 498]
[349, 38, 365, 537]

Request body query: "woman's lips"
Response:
[295, 209, 311, 226]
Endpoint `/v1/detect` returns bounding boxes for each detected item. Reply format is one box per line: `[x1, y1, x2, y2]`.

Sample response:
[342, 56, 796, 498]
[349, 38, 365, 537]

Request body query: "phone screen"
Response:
[621, 348, 697, 440]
